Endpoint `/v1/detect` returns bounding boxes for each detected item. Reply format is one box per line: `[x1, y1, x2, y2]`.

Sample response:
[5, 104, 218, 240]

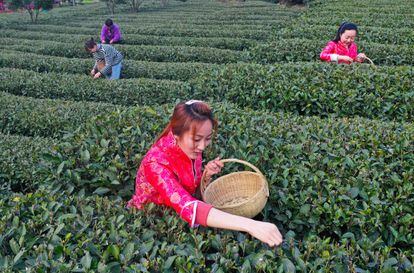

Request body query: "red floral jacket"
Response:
[128, 130, 211, 227]
[320, 41, 362, 64]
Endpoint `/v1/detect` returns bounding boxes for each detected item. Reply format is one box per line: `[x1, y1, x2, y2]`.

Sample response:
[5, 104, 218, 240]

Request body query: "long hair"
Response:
[333, 22, 358, 42]
[157, 101, 218, 142]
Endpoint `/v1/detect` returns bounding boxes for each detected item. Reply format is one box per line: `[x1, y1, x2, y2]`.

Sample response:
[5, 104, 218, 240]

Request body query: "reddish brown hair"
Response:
[157, 101, 218, 142]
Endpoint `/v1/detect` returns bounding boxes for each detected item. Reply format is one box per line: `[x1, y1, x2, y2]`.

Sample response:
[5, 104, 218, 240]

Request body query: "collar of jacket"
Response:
[155, 130, 202, 189]
[157, 130, 191, 162]
[337, 41, 353, 50]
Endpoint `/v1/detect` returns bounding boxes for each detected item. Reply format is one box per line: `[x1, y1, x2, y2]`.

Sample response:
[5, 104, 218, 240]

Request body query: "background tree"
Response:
[100, 0, 128, 14]
[130, 0, 143, 12]
[262, 0, 306, 4]
[7, 0, 53, 23]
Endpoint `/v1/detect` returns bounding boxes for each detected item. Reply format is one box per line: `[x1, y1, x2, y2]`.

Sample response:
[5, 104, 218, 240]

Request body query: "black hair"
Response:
[105, 18, 114, 27]
[84, 38, 97, 51]
[333, 22, 358, 42]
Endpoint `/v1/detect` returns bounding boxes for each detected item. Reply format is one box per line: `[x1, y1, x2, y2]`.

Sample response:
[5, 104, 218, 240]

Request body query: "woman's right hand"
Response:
[93, 72, 102, 79]
[90, 69, 96, 76]
[247, 221, 283, 247]
[338, 55, 354, 63]
[204, 157, 224, 183]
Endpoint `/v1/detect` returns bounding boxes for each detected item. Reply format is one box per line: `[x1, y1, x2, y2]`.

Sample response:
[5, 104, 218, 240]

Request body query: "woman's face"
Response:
[88, 45, 98, 53]
[340, 29, 357, 46]
[176, 120, 213, 160]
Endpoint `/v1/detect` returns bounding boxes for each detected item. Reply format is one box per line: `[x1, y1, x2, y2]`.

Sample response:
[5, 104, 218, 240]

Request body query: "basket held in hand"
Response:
[201, 158, 269, 218]
[364, 56, 376, 67]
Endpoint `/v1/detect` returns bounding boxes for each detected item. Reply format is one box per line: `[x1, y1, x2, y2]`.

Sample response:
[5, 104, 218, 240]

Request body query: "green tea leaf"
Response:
[80, 251, 92, 270]
[163, 255, 176, 270]
[93, 187, 111, 195]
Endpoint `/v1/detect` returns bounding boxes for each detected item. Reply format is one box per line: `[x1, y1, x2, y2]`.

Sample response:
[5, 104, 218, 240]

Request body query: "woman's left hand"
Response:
[204, 157, 224, 182]
[357, 53, 367, 60]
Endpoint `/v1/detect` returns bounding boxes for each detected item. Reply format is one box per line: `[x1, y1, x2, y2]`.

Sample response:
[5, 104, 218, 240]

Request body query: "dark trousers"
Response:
[104, 38, 123, 44]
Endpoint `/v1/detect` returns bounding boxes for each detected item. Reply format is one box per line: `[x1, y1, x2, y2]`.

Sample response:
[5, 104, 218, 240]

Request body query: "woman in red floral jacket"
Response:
[128, 100, 282, 247]
[320, 22, 367, 64]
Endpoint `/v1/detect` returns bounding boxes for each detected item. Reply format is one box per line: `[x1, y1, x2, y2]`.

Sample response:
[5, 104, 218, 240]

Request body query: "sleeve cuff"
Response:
[330, 54, 338, 62]
[195, 201, 213, 227]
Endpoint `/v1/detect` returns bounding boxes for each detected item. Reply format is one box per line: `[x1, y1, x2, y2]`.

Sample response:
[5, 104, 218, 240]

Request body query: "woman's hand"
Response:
[204, 157, 224, 183]
[90, 69, 96, 76]
[206, 208, 283, 248]
[93, 72, 102, 79]
[356, 53, 367, 62]
[338, 55, 354, 63]
[246, 221, 283, 247]
[357, 53, 367, 59]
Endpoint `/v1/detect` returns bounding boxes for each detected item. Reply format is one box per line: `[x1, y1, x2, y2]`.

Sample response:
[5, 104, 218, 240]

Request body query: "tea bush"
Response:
[0, 51, 217, 80]
[249, 39, 414, 65]
[38, 104, 414, 245]
[5, 22, 280, 40]
[0, 68, 190, 106]
[0, 92, 118, 138]
[0, 30, 257, 51]
[0, 38, 248, 64]
[3, 64, 413, 122]
[278, 25, 414, 45]
[0, 134, 55, 193]
[191, 62, 414, 121]
[1, 0, 413, 270]
[299, 13, 414, 28]
[0, 184, 412, 272]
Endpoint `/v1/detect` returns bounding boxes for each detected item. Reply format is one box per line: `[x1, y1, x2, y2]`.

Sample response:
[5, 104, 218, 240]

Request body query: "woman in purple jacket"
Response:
[101, 19, 122, 44]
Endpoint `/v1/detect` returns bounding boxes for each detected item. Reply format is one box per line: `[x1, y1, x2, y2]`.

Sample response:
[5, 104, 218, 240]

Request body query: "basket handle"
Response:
[200, 158, 266, 198]
[364, 56, 375, 66]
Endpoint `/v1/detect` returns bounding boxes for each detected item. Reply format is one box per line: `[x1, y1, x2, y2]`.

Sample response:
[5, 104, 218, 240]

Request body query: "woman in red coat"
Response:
[128, 100, 282, 247]
[320, 22, 367, 64]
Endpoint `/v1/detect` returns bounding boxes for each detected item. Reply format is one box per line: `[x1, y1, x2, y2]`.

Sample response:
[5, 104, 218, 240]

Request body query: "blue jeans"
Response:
[107, 62, 122, 80]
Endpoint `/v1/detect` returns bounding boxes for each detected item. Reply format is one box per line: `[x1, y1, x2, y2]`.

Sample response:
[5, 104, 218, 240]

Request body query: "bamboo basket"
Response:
[364, 56, 375, 66]
[200, 159, 269, 218]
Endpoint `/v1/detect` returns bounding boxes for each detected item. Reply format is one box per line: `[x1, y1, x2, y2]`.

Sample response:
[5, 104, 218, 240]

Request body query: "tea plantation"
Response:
[0, 0, 413, 272]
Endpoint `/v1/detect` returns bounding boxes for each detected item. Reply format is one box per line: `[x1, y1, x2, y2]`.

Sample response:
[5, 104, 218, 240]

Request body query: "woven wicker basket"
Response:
[200, 159, 269, 218]
[364, 56, 375, 66]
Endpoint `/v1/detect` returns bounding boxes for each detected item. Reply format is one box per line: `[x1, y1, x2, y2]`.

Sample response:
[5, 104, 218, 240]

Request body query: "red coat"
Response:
[320, 41, 361, 64]
[128, 130, 211, 227]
